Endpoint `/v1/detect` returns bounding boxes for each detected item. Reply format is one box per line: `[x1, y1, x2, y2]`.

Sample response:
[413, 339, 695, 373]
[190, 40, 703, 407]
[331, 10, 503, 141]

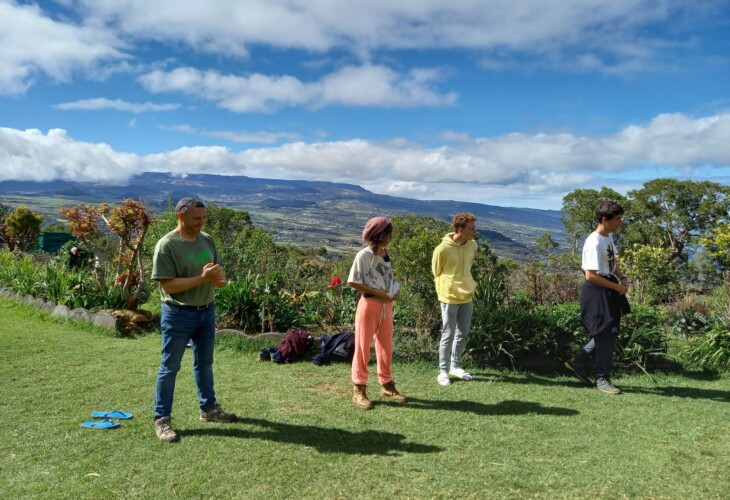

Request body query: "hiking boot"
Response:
[352, 385, 373, 410]
[564, 360, 592, 387]
[200, 402, 237, 422]
[381, 381, 407, 403]
[595, 378, 622, 395]
[448, 368, 473, 381]
[155, 416, 178, 443]
[437, 372, 451, 386]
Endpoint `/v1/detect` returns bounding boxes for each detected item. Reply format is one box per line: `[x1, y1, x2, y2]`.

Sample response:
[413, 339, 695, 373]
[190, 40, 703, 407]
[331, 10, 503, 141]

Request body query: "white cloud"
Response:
[205, 130, 299, 144]
[0, 0, 717, 98]
[0, 127, 140, 183]
[0, 0, 126, 95]
[1, 111, 728, 208]
[64, 0, 711, 74]
[139, 64, 456, 111]
[54, 98, 180, 113]
[160, 124, 299, 144]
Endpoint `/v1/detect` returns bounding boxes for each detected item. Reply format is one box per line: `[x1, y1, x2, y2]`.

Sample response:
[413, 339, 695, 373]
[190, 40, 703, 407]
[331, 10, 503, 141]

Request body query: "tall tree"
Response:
[5, 206, 43, 251]
[561, 188, 627, 253]
[0, 203, 10, 249]
[100, 199, 153, 310]
[699, 222, 730, 277]
[61, 200, 153, 309]
[627, 179, 730, 262]
[390, 214, 450, 296]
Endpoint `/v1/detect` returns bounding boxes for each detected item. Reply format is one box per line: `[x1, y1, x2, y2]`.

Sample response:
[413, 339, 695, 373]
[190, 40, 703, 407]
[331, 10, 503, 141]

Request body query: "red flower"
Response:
[329, 275, 343, 286]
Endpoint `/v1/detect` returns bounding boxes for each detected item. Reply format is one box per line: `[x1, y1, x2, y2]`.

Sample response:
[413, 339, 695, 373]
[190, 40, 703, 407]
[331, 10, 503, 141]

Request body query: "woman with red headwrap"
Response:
[347, 216, 406, 409]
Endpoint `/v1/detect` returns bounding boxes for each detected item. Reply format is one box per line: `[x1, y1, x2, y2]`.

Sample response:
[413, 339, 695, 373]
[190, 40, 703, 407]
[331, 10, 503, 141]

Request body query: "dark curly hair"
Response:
[595, 200, 624, 223]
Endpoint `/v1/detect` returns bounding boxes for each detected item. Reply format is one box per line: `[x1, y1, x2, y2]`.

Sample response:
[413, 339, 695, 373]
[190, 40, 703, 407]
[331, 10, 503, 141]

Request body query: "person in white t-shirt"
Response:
[564, 200, 630, 395]
[347, 216, 405, 410]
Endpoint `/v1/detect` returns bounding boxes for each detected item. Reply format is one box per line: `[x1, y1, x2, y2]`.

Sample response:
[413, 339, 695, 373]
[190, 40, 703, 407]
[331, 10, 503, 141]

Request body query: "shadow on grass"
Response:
[181, 418, 444, 456]
[618, 386, 730, 402]
[384, 398, 579, 416]
[485, 374, 730, 402]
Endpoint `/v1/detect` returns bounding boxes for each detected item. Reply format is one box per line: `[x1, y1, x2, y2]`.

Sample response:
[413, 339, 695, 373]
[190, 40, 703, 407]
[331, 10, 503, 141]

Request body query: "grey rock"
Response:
[215, 328, 245, 337]
[39, 301, 56, 313]
[252, 332, 287, 342]
[32, 298, 46, 309]
[52, 304, 72, 318]
[70, 308, 90, 322]
[23, 294, 35, 304]
[90, 311, 118, 330]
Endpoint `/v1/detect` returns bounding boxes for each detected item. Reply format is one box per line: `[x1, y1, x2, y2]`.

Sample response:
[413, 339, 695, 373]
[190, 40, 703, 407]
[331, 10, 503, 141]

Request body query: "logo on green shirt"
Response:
[186, 249, 213, 266]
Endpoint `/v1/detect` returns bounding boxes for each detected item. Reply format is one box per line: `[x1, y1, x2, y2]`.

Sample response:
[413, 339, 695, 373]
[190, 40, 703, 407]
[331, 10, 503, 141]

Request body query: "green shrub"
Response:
[676, 319, 730, 373]
[57, 240, 92, 269]
[0, 249, 127, 310]
[469, 274, 526, 367]
[216, 272, 300, 333]
[216, 273, 261, 332]
[616, 303, 668, 372]
[528, 301, 583, 362]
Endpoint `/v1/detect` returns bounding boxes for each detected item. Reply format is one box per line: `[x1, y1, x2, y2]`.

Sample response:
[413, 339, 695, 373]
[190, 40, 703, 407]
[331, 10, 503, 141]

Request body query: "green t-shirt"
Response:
[151, 230, 221, 306]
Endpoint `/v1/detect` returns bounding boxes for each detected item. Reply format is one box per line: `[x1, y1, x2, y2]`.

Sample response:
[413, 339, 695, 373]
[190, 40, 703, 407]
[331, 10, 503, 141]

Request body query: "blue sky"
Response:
[1, 0, 729, 209]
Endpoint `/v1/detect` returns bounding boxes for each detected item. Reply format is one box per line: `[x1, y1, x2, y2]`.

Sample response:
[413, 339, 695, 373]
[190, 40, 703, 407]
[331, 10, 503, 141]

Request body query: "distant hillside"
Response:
[0, 173, 564, 259]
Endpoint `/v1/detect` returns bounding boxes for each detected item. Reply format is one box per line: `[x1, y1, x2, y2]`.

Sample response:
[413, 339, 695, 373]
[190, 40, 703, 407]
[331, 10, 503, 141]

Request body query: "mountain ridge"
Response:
[0, 173, 564, 258]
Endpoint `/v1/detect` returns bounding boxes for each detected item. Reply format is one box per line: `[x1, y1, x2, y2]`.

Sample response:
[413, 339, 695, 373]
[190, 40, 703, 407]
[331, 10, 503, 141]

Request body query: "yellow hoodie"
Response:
[432, 233, 478, 304]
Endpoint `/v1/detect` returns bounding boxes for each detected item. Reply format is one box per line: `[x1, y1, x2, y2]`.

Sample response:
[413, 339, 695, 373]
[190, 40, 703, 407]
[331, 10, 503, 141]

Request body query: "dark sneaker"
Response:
[257, 348, 271, 361]
[564, 360, 592, 387]
[155, 416, 178, 442]
[200, 403, 237, 422]
[595, 378, 622, 395]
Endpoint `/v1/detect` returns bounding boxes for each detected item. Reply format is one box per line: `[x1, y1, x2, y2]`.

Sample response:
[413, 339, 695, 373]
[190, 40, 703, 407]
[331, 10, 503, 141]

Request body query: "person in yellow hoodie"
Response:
[432, 213, 478, 386]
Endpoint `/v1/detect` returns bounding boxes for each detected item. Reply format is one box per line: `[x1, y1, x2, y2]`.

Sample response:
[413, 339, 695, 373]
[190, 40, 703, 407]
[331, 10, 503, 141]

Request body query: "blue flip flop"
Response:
[91, 410, 133, 420]
[81, 419, 120, 429]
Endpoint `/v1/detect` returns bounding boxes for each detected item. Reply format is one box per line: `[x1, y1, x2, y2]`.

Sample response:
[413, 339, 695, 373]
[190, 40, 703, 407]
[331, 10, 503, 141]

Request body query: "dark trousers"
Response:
[572, 329, 617, 381]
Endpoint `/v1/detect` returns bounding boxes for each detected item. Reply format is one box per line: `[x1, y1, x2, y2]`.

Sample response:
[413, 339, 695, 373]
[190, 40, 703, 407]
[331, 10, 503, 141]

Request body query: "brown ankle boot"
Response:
[381, 381, 407, 403]
[352, 385, 373, 410]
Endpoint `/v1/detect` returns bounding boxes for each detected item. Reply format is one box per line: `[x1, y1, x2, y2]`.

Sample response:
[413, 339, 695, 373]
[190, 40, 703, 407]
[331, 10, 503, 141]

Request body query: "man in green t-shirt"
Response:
[151, 198, 236, 442]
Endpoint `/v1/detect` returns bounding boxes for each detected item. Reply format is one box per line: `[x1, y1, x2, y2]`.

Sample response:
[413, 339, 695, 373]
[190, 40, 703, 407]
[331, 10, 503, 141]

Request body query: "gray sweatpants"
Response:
[438, 301, 474, 373]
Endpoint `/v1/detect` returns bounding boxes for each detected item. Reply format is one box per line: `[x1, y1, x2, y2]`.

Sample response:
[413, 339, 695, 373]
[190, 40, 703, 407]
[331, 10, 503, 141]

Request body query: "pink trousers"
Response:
[351, 296, 394, 386]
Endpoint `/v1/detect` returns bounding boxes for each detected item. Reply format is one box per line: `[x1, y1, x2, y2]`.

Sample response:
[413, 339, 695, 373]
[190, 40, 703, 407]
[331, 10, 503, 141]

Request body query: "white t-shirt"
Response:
[582, 231, 617, 276]
[348, 247, 394, 294]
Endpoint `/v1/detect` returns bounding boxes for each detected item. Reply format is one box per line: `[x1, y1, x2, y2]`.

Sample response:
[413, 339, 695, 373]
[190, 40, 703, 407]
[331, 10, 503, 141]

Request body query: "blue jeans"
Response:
[572, 328, 617, 381]
[154, 303, 217, 420]
[438, 301, 474, 373]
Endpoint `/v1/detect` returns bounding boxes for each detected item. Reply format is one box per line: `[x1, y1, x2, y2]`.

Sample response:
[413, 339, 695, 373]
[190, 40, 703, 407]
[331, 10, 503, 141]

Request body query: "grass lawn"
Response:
[1, 298, 728, 499]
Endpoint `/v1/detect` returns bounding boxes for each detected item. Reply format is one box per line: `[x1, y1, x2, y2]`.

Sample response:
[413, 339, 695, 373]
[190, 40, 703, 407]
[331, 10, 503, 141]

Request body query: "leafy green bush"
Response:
[676, 319, 730, 373]
[622, 244, 680, 305]
[615, 303, 668, 372]
[216, 272, 300, 333]
[469, 274, 527, 367]
[527, 301, 583, 362]
[216, 273, 261, 332]
[705, 284, 730, 321]
[0, 249, 126, 310]
[57, 240, 92, 269]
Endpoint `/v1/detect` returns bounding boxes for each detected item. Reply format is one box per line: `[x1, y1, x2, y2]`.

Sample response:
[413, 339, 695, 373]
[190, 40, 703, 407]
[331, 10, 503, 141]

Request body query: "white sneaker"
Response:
[437, 372, 451, 386]
[448, 368, 473, 381]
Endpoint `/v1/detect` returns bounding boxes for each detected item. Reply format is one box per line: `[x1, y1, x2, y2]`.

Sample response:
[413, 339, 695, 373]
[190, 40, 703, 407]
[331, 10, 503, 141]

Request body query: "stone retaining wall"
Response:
[0, 286, 284, 340]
